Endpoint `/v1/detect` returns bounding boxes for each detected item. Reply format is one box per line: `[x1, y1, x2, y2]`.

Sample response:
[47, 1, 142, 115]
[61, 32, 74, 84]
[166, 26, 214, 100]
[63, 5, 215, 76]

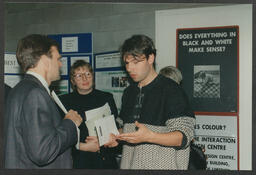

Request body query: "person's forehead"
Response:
[124, 54, 134, 60]
[124, 55, 147, 64]
[74, 66, 90, 72]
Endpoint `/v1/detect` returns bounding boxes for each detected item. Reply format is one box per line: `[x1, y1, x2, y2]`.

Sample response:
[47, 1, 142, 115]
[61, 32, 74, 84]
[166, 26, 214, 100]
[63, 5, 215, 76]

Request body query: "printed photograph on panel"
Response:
[112, 77, 120, 87]
[194, 65, 220, 98]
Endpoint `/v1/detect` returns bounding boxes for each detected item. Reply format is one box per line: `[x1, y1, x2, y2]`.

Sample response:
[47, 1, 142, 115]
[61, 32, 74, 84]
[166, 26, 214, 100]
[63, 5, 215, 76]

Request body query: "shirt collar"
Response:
[27, 71, 51, 95]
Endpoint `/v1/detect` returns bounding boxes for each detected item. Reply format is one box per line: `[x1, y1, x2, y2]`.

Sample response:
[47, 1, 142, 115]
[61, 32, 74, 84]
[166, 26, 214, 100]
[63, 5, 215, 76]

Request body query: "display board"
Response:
[194, 115, 239, 170]
[48, 33, 92, 54]
[4, 53, 22, 88]
[94, 51, 129, 112]
[177, 26, 239, 115]
[4, 33, 93, 95]
[176, 26, 240, 170]
[48, 33, 93, 95]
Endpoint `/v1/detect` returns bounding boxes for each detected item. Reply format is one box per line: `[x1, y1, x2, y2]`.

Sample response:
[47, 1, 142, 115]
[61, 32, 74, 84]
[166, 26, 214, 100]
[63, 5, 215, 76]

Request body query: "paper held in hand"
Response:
[51, 90, 80, 149]
[94, 115, 119, 146]
[85, 103, 119, 146]
[85, 103, 111, 136]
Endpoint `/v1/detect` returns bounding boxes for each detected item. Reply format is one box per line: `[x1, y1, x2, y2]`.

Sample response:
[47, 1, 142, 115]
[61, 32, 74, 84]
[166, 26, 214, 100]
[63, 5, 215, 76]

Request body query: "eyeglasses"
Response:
[74, 72, 92, 80]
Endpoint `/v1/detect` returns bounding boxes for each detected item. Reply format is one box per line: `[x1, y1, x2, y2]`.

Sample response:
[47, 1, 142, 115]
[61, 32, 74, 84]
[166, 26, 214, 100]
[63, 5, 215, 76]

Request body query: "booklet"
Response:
[85, 103, 119, 146]
[85, 103, 111, 136]
[94, 115, 120, 146]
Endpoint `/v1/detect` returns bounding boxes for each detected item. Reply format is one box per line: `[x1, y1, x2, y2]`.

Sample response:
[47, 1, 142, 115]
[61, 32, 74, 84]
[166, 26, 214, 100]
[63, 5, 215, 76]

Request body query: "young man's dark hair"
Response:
[16, 34, 59, 72]
[120, 35, 156, 66]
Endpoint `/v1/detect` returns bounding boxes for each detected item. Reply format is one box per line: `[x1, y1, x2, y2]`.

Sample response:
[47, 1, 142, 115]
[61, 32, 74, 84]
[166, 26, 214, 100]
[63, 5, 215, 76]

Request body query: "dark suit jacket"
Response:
[4, 74, 77, 169]
[4, 84, 12, 103]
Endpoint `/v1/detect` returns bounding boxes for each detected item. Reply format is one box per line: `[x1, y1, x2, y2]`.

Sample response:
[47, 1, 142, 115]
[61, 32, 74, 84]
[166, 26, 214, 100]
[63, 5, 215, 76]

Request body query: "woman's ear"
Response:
[71, 78, 75, 87]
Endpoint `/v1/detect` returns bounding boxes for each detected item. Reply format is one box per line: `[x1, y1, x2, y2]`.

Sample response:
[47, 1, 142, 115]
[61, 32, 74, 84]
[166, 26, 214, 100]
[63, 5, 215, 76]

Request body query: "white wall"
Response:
[155, 4, 252, 170]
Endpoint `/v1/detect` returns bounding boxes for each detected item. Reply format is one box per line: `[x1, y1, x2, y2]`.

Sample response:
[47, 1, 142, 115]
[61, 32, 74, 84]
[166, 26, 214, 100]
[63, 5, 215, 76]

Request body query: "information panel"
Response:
[177, 26, 239, 115]
[95, 71, 129, 112]
[94, 51, 129, 112]
[95, 52, 122, 69]
[4, 53, 21, 74]
[4, 53, 23, 88]
[48, 33, 92, 54]
[194, 115, 238, 170]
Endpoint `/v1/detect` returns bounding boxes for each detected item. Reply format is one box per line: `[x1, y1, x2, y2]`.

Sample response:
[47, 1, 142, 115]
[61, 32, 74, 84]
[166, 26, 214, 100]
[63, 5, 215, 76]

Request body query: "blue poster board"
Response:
[47, 33, 93, 95]
[48, 33, 92, 54]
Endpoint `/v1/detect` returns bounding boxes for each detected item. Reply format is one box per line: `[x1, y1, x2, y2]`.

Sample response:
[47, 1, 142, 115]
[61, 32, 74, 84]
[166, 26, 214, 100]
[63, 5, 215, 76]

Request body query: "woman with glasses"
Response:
[59, 60, 119, 169]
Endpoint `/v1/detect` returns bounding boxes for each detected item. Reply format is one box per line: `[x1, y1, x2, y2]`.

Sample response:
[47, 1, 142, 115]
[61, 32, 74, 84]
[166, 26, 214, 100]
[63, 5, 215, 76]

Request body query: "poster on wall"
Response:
[194, 115, 238, 170]
[94, 51, 129, 112]
[95, 52, 122, 69]
[95, 71, 129, 112]
[60, 56, 68, 76]
[4, 53, 22, 74]
[4, 53, 23, 88]
[48, 33, 92, 54]
[4, 75, 23, 88]
[50, 79, 69, 96]
[177, 26, 239, 115]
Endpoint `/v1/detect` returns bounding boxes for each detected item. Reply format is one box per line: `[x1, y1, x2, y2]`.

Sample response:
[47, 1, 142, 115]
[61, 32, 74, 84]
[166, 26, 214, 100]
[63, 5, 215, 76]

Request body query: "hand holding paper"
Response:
[104, 133, 119, 148]
[84, 103, 120, 146]
[94, 115, 120, 146]
[85, 103, 111, 136]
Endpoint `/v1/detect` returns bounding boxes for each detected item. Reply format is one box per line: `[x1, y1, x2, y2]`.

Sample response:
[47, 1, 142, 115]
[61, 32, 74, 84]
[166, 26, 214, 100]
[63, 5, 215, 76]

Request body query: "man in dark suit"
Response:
[4, 34, 83, 169]
[4, 83, 12, 103]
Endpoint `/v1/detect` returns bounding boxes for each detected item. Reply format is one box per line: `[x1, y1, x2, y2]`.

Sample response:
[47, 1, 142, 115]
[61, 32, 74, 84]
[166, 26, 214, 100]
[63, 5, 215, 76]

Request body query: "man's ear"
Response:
[148, 54, 155, 65]
[40, 55, 50, 69]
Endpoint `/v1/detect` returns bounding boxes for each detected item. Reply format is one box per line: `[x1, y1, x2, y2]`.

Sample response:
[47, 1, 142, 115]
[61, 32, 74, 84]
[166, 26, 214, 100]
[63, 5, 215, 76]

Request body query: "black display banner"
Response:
[177, 26, 239, 115]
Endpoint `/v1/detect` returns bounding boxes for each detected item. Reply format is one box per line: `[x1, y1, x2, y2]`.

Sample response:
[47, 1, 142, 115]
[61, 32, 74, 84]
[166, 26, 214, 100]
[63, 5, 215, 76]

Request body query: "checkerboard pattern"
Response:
[194, 82, 220, 98]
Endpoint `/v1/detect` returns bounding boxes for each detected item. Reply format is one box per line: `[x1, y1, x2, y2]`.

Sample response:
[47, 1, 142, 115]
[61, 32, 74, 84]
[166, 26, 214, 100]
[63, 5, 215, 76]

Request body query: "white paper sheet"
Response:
[51, 91, 68, 114]
[94, 115, 119, 146]
[85, 103, 111, 136]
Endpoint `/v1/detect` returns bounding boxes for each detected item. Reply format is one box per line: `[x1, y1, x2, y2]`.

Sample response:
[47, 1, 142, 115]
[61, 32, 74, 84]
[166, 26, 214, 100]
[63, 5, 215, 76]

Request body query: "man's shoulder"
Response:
[12, 78, 40, 94]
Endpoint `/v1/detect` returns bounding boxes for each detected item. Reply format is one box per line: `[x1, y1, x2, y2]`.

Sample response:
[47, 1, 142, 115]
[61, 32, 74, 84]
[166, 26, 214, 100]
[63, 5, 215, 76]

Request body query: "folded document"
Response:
[85, 103, 119, 146]
[94, 115, 119, 146]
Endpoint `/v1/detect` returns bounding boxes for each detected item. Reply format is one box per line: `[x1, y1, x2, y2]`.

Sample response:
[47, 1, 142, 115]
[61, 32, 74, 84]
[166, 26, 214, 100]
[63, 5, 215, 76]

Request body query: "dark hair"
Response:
[70, 60, 93, 90]
[120, 34, 156, 61]
[16, 34, 59, 72]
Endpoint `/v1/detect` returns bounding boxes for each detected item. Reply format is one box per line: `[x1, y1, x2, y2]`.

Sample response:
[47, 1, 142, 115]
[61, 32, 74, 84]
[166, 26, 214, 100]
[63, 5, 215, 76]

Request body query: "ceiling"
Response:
[4, 2, 231, 14]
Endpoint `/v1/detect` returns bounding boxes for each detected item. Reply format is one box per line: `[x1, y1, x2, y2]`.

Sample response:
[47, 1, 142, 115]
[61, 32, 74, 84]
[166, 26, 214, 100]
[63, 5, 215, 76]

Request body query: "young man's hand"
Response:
[117, 121, 154, 144]
[104, 133, 119, 148]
